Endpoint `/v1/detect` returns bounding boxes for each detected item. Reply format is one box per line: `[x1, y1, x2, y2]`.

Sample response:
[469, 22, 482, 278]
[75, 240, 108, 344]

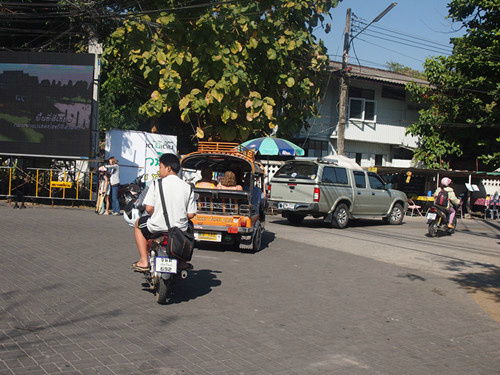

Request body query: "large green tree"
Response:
[101, 0, 337, 142]
[405, 0, 499, 170]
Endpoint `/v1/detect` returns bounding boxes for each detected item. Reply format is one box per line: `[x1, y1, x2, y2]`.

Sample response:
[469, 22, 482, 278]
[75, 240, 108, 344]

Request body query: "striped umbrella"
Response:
[241, 137, 305, 156]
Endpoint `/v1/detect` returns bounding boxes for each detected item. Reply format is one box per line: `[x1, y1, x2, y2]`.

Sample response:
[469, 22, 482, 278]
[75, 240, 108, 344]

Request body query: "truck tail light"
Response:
[267, 184, 271, 198]
[313, 187, 320, 202]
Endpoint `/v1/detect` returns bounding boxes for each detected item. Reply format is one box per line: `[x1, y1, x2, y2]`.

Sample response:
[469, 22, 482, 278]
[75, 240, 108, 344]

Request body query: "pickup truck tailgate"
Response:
[270, 180, 316, 203]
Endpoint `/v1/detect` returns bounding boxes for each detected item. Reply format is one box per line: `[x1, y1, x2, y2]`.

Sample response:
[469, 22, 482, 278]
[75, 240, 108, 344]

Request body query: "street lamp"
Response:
[336, 2, 397, 156]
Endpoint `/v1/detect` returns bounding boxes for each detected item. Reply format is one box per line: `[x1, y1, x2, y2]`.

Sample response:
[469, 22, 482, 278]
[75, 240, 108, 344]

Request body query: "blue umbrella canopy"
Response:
[241, 137, 305, 156]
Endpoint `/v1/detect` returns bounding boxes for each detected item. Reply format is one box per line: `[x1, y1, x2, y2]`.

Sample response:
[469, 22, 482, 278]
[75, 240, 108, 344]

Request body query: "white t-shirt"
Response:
[143, 175, 196, 233]
[105, 164, 120, 185]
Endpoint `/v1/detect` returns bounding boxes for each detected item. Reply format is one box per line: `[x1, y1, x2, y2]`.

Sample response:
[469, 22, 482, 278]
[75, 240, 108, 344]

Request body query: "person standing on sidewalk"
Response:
[106, 157, 121, 215]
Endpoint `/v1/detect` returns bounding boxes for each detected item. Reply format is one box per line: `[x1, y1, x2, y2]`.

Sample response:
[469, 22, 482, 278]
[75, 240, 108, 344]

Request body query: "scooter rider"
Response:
[433, 177, 461, 229]
[132, 154, 196, 272]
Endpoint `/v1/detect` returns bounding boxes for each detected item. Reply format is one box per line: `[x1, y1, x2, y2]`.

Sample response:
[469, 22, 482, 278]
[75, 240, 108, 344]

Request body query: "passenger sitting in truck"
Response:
[218, 171, 243, 190]
[195, 165, 218, 188]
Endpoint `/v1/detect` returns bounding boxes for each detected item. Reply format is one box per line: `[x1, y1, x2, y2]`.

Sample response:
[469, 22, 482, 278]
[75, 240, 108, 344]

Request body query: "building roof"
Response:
[329, 61, 428, 86]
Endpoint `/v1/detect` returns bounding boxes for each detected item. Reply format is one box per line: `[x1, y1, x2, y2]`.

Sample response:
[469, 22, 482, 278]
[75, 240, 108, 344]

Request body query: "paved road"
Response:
[1, 203, 499, 375]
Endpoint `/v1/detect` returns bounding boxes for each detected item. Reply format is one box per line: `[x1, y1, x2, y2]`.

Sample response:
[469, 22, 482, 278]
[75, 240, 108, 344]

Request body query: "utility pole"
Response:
[335, 3, 397, 156]
[337, 8, 351, 156]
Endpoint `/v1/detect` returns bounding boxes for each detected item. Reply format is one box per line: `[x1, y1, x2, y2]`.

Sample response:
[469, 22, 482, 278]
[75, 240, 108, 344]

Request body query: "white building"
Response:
[294, 62, 428, 168]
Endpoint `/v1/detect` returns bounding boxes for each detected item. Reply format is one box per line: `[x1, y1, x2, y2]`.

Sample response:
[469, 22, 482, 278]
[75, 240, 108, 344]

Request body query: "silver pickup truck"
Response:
[269, 156, 407, 228]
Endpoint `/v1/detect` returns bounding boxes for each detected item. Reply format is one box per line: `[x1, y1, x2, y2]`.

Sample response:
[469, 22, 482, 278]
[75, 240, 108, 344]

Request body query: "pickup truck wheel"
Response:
[286, 212, 305, 226]
[387, 203, 404, 225]
[332, 203, 349, 229]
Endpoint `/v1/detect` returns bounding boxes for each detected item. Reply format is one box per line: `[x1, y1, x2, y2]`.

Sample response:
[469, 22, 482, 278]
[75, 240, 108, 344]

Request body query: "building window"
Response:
[303, 139, 328, 157]
[349, 98, 376, 122]
[355, 153, 362, 165]
[348, 88, 376, 122]
[375, 154, 383, 166]
[382, 85, 406, 101]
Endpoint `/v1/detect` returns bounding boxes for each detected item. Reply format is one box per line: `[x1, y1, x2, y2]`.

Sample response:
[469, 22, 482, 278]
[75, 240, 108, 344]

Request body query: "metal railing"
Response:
[0, 165, 97, 203]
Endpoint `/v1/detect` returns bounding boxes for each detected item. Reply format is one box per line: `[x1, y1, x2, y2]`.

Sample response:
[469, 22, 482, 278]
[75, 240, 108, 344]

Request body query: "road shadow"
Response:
[269, 216, 403, 229]
[446, 261, 500, 304]
[443, 219, 500, 240]
[167, 269, 222, 304]
[194, 229, 276, 254]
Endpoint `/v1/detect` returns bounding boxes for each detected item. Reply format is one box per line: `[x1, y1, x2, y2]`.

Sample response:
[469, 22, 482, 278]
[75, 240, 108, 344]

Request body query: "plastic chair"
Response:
[484, 194, 499, 220]
[456, 201, 464, 219]
[407, 198, 423, 217]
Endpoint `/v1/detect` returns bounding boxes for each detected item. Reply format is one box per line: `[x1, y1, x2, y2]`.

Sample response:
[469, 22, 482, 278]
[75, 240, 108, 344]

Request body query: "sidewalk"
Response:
[1, 203, 499, 374]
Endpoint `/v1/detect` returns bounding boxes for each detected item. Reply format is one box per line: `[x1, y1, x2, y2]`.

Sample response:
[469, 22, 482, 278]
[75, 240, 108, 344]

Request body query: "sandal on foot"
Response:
[131, 262, 149, 272]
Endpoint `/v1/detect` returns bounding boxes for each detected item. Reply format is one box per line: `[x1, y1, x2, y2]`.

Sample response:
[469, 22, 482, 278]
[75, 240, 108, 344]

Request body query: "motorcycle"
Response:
[143, 234, 193, 304]
[118, 175, 145, 210]
[123, 185, 193, 304]
[426, 205, 457, 237]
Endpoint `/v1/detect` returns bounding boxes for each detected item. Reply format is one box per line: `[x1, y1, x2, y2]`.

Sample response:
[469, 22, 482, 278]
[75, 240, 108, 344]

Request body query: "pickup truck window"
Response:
[353, 171, 366, 188]
[368, 172, 386, 190]
[274, 162, 318, 179]
[322, 167, 348, 184]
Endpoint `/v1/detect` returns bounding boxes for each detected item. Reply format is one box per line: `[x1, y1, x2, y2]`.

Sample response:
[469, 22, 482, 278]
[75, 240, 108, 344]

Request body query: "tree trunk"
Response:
[150, 117, 159, 133]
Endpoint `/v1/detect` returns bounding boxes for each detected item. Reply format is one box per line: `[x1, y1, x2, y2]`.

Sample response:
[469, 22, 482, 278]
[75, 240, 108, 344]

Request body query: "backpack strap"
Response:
[157, 179, 172, 230]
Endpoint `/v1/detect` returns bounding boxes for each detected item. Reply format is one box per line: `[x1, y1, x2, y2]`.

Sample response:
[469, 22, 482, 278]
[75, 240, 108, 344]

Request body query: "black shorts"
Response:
[138, 216, 155, 239]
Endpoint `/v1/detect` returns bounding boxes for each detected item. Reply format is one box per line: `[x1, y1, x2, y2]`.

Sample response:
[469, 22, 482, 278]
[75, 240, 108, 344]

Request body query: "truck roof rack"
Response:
[195, 142, 255, 161]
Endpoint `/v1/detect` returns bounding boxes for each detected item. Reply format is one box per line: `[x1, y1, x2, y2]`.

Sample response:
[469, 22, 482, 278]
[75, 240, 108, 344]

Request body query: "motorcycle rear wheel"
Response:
[156, 278, 170, 304]
[428, 222, 438, 237]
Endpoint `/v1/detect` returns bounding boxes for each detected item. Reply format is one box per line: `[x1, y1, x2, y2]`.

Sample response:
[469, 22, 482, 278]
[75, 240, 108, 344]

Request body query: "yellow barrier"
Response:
[50, 181, 73, 189]
[0, 166, 98, 203]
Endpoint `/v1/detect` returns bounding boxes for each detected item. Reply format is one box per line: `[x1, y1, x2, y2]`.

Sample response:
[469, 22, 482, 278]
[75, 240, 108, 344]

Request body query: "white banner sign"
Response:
[105, 129, 177, 184]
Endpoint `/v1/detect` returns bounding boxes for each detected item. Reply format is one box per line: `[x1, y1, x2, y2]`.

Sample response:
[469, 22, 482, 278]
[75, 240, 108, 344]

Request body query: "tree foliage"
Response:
[405, 0, 500, 170]
[101, 0, 338, 142]
[386, 61, 426, 80]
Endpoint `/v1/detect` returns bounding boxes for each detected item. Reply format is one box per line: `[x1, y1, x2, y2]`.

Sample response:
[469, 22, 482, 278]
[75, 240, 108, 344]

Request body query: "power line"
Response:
[353, 15, 454, 49]
[356, 37, 425, 64]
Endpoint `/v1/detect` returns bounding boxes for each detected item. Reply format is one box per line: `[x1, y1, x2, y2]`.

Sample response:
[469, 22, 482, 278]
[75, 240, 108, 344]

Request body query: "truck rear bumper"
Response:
[270, 201, 320, 213]
[193, 224, 253, 234]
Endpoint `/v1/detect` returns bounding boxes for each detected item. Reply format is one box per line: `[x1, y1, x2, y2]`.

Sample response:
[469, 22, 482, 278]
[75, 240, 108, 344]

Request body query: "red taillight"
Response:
[313, 187, 320, 202]
[267, 184, 271, 198]
[430, 206, 437, 213]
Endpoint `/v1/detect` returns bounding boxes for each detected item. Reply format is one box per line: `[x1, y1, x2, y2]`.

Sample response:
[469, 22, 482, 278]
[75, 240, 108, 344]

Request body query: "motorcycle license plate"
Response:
[155, 257, 177, 274]
[194, 231, 221, 242]
[426, 212, 437, 220]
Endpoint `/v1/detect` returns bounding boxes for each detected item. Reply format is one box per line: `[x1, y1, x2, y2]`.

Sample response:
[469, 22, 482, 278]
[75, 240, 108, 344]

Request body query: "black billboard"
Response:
[0, 52, 95, 158]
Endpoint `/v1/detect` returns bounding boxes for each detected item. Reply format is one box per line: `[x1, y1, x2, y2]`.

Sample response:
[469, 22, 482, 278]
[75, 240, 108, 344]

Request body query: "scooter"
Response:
[426, 205, 457, 237]
[123, 191, 193, 304]
[118, 175, 145, 210]
[143, 234, 193, 304]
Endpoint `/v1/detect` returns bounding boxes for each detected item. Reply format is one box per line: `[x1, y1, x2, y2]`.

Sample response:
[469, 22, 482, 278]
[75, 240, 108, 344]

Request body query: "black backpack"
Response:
[435, 188, 449, 207]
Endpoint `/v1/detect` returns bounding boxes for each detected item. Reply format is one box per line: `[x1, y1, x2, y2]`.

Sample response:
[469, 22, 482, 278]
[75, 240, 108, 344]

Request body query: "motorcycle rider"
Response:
[433, 177, 461, 229]
[132, 153, 196, 272]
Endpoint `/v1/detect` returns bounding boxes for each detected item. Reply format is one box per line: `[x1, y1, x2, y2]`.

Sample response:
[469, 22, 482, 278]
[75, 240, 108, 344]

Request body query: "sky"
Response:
[314, 0, 465, 72]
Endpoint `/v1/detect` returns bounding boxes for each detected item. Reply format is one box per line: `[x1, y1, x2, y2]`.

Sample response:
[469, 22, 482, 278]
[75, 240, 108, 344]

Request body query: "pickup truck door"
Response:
[320, 166, 351, 213]
[367, 172, 393, 214]
[352, 171, 371, 214]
